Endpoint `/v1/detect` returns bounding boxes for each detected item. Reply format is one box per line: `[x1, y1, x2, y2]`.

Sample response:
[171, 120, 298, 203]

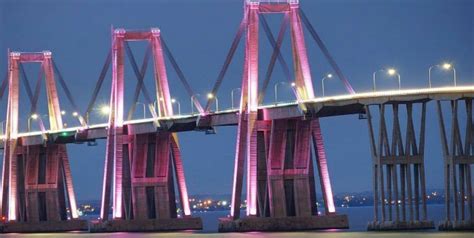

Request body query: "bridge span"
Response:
[3, 86, 474, 146]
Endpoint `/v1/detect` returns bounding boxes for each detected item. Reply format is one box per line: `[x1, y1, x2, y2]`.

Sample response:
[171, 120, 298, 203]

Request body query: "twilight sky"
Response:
[0, 0, 473, 200]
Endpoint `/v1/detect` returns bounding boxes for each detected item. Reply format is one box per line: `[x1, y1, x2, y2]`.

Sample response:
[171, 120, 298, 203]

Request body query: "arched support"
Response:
[366, 102, 434, 230]
[437, 98, 474, 231]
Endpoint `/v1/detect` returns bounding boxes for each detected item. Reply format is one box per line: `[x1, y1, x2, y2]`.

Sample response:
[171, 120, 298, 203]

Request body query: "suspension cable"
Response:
[203, 15, 248, 113]
[125, 41, 152, 120]
[259, 14, 292, 104]
[161, 36, 204, 114]
[299, 9, 355, 94]
[85, 50, 112, 123]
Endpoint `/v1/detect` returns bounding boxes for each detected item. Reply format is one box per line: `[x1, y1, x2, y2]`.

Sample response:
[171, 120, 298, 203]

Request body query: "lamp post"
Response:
[373, 68, 401, 91]
[190, 94, 200, 115]
[136, 102, 146, 119]
[428, 63, 456, 88]
[28, 113, 39, 132]
[274, 82, 286, 104]
[171, 98, 181, 115]
[231, 88, 241, 109]
[0, 120, 5, 136]
[321, 73, 333, 97]
[207, 93, 219, 112]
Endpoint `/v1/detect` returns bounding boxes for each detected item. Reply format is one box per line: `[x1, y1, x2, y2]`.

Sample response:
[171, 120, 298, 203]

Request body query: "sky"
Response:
[0, 0, 473, 201]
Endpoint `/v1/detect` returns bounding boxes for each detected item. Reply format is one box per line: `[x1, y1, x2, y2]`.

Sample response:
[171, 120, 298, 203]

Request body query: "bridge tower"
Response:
[366, 102, 434, 230]
[218, 0, 348, 232]
[91, 28, 202, 232]
[0, 51, 86, 232]
[437, 98, 474, 230]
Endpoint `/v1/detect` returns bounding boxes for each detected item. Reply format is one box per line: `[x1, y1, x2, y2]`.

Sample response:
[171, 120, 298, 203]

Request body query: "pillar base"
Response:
[367, 220, 435, 231]
[218, 214, 349, 232]
[0, 219, 88, 233]
[438, 220, 474, 231]
[89, 217, 202, 232]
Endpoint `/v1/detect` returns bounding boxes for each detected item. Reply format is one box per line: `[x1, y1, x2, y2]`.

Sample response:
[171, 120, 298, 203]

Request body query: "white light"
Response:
[387, 68, 397, 76]
[290, 82, 296, 87]
[61, 110, 66, 115]
[442, 63, 452, 70]
[207, 93, 214, 99]
[171, 98, 176, 103]
[72, 112, 79, 117]
[327, 74, 333, 78]
[30, 114, 39, 120]
[100, 105, 110, 115]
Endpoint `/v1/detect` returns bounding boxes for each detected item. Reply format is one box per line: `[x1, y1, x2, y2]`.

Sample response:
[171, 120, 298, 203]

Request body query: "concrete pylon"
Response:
[219, 1, 348, 232]
[437, 99, 474, 231]
[0, 51, 86, 233]
[91, 28, 201, 232]
[366, 102, 434, 230]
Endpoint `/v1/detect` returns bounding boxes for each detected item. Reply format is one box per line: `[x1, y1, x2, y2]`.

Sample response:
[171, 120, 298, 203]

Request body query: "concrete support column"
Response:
[367, 102, 434, 230]
[0, 144, 87, 233]
[220, 117, 348, 232]
[94, 131, 202, 232]
[437, 98, 474, 231]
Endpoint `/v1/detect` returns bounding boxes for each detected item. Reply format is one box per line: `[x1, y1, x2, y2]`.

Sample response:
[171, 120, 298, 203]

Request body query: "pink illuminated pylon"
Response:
[100, 28, 194, 221]
[0, 51, 79, 222]
[230, 0, 337, 220]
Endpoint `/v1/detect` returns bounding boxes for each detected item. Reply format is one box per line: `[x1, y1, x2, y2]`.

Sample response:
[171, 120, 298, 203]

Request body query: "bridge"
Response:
[0, 0, 472, 233]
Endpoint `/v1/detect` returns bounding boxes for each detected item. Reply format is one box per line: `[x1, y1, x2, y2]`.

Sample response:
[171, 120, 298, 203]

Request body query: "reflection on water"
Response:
[2, 205, 472, 237]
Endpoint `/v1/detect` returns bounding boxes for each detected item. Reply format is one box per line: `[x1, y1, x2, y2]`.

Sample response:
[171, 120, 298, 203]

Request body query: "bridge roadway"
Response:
[1, 86, 473, 149]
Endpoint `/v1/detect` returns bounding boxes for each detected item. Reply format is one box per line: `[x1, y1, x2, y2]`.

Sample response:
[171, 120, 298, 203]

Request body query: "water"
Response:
[2, 205, 473, 237]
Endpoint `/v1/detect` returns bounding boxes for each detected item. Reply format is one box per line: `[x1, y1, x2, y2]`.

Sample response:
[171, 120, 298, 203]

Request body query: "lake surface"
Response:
[2, 205, 473, 237]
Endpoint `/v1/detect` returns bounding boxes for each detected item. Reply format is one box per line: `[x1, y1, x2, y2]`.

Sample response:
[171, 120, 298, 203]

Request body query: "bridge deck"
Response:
[1, 86, 473, 149]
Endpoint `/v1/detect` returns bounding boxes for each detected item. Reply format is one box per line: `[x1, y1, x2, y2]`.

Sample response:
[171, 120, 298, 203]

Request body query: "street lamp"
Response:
[190, 94, 200, 115]
[274, 81, 296, 104]
[428, 63, 456, 88]
[61, 110, 66, 116]
[28, 113, 39, 132]
[373, 68, 401, 91]
[136, 102, 146, 119]
[171, 98, 181, 115]
[321, 73, 333, 97]
[207, 93, 219, 112]
[72, 111, 79, 117]
[100, 105, 110, 115]
[231, 88, 241, 109]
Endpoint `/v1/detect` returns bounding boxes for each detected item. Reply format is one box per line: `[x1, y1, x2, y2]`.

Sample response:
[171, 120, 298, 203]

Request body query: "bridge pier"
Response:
[0, 142, 87, 233]
[219, 117, 348, 232]
[437, 99, 474, 231]
[366, 103, 434, 231]
[91, 130, 201, 232]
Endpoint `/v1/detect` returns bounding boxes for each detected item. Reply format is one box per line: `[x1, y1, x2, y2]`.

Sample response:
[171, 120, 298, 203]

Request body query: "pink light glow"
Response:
[312, 120, 336, 213]
[289, 7, 315, 100]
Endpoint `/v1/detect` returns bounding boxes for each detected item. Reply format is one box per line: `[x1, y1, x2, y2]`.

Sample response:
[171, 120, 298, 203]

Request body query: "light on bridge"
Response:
[30, 114, 39, 120]
[72, 111, 79, 117]
[100, 105, 110, 115]
[61, 110, 66, 116]
[442, 63, 452, 70]
[373, 68, 401, 91]
[428, 62, 456, 88]
[387, 68, 397, 76]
